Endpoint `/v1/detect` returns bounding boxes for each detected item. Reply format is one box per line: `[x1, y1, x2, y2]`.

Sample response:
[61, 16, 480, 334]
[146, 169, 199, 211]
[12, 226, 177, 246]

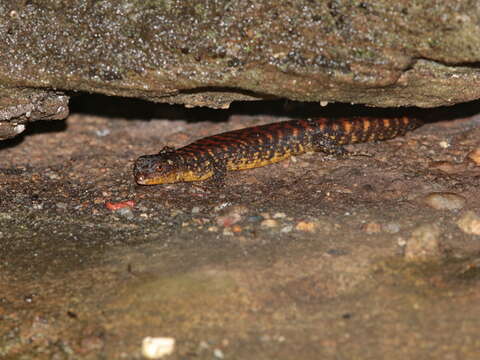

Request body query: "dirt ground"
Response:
[1, 97, 480, 359]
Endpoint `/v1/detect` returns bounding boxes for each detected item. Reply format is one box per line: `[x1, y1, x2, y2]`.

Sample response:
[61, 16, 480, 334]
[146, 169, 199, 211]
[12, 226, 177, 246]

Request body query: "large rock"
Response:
[1, 0, 480, 138]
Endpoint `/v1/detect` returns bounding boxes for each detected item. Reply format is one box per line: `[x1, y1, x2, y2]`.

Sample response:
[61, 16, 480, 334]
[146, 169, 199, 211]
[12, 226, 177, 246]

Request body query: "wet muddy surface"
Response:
[1, 98, 480, 359]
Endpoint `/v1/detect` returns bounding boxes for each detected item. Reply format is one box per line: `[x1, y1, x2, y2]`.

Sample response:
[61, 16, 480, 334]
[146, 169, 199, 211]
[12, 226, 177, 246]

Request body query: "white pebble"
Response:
[457, 211, 480, 235]
[142, 337, 175, 359]
[213, 348, 224, 359]
[46, 171, 61, 180]
[438, 140, 450, 149]
[191, 206, 201, 214]
[14, 124, 25, 134]
[95, 128, 111, 137]
[214, 202, 231, 212]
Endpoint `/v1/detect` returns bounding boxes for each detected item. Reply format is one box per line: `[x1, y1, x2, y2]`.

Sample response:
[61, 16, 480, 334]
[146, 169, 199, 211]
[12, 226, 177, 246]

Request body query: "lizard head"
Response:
[133, 147, 183, 185]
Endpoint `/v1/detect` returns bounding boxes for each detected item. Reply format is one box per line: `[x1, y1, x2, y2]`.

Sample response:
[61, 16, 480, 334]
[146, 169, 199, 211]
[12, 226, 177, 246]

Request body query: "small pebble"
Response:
[14, 124, 25, 134]
[94, 128, 111, 137]
[213, 202, 231, 212]
[467, 147, 480, 166]
[273, 212, 287, 219]
[362, 222, 381, 234]
[191, 206, 201, 214]
[404, 224, 443, 262]
[223, 228, 234, 236]
[261, 219, 278, 228]
[46, 171, 60, 180]
[213, 348, 224, 359]
[231, 225, 242, 233]
[117, 208, 134, 219]
[207, 226, 218, 232]
[105, 200, 135, 211]
[384, 222, 401, 234]
[142, 337, 175, 359]
[422, 192, 466, 210]
[438, 140, 450, 149]
[295, 221, 318, 233]
[456, 211, 480, 235]
[280, 225, 293, 233]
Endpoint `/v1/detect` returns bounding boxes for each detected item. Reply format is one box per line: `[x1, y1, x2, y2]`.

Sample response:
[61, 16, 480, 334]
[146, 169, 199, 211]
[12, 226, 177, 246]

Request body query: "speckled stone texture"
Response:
[2, 0, 480, 138]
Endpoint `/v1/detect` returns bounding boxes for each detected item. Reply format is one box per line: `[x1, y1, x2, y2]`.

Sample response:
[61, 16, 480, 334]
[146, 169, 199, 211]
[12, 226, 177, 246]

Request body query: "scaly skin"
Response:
[133, 117, 422, 185]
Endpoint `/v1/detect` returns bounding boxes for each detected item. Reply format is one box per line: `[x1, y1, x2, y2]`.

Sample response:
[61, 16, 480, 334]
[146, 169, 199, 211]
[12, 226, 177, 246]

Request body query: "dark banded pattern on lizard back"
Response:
[134, 116, 421, 185]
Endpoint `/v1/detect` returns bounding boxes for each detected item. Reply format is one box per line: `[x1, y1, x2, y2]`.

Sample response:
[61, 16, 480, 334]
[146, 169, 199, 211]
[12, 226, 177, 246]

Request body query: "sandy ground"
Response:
[1, 97, 480, 359]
